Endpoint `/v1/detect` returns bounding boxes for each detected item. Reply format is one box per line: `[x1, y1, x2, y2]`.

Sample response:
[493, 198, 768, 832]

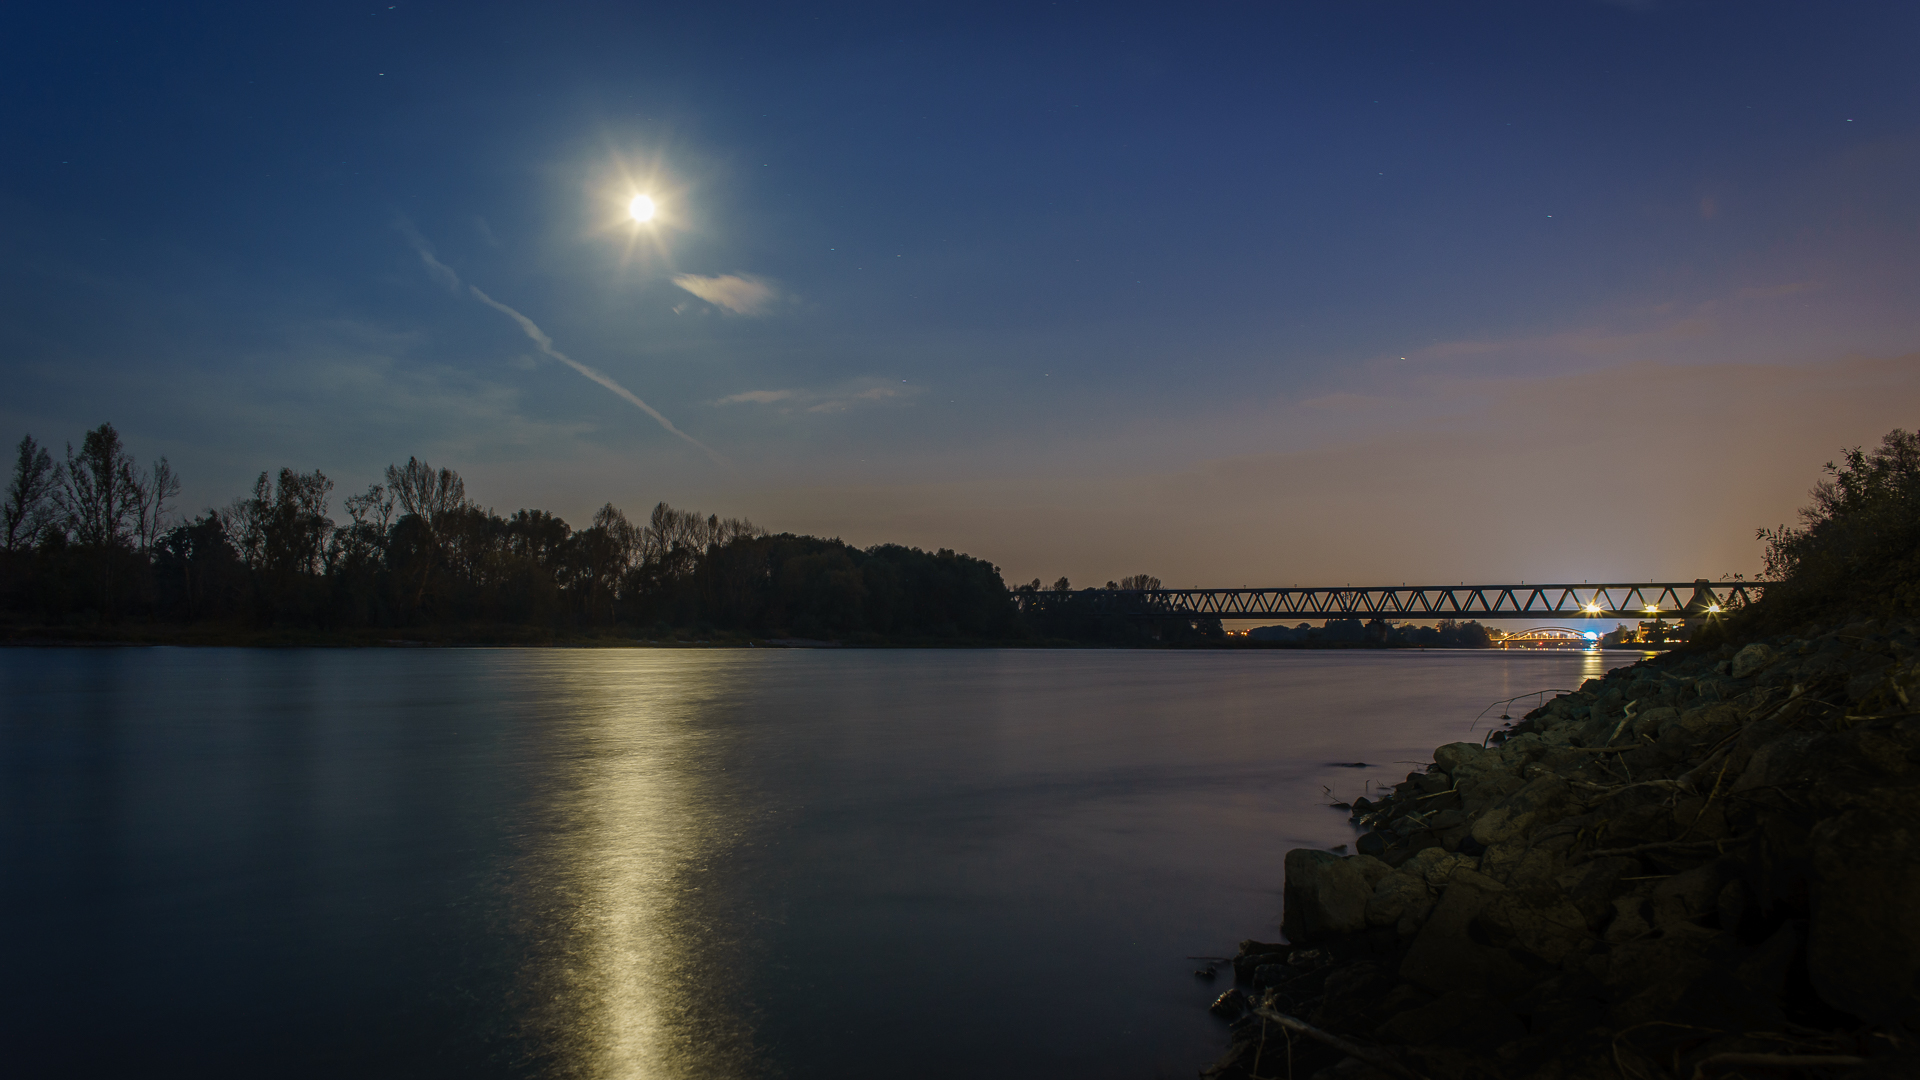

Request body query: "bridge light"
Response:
[1644, 605, 1660, 614]
[1583, 603, 1601, 615]
[1707, 603, 1721, 613]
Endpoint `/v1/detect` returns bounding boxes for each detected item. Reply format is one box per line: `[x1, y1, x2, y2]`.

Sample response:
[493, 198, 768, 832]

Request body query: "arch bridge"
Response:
[1493, 627, 1596, 648]
[1017, 579, 1759, 621]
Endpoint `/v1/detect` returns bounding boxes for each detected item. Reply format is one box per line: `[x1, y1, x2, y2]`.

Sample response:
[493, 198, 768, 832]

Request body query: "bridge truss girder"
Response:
[1018, 580, 1760, 621]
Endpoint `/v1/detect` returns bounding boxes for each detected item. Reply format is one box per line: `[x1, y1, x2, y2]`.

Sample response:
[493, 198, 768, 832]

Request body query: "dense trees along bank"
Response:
[0, 424, 1042, 642]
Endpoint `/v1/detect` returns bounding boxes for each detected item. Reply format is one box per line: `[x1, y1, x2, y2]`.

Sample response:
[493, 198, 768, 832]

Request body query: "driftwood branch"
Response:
[1571, 778, 1679, 796]
[1575, 833, 1755, 864]
[1687, 1052, 1866, 1080]
[1250, 1006, 1426, 1080]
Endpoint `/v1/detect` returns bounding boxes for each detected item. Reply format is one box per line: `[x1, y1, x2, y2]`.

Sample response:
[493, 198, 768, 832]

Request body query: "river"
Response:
[0, 646, 1637, 1079]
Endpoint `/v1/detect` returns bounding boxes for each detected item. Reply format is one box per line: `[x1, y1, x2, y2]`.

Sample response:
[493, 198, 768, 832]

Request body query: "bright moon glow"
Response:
[629, 194, 656, 222]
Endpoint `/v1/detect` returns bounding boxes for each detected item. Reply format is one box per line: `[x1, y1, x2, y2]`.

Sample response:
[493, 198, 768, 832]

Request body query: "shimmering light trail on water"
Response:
[0, 648, 1645, 1079]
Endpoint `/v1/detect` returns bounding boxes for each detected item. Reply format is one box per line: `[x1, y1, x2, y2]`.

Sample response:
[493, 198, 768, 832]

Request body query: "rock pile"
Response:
[1205, 622, 1920, 1080]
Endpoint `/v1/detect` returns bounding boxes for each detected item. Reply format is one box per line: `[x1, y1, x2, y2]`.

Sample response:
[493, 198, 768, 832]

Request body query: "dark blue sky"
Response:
[5, 1, 1917, 586]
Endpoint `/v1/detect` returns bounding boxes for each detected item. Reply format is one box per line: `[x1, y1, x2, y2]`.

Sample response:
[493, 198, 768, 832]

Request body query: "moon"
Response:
[629, 194, 656, 222]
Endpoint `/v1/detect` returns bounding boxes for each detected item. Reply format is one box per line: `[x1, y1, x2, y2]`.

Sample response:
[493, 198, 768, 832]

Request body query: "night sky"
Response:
[4, 1, 1917, 589]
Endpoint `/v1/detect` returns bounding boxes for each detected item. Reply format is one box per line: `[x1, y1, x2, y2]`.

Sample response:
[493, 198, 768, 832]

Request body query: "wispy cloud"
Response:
[672, 273, 782, 316]
[715, 389, 799, 405]
[714, 380, 922, 413]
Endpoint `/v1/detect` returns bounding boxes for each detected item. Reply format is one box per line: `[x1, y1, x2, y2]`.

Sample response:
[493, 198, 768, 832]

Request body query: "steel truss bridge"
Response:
[1018, 580, 1760, 622]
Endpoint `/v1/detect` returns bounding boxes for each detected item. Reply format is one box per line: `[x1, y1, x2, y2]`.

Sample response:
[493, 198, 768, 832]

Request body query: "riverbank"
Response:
[0, 621, 1529, 650]
[0, 622, 1038, 648]
[1206, 618, 1920, 1080]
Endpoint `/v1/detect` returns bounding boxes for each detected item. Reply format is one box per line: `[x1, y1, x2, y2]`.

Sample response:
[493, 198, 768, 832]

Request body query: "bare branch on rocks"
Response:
[1687, 1053, 1866, 1080]
[1249, 1006, 1427, 1080]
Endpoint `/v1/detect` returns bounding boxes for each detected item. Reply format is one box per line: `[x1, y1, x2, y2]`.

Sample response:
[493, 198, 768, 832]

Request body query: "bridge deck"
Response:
[1018, 580, 1759, 621]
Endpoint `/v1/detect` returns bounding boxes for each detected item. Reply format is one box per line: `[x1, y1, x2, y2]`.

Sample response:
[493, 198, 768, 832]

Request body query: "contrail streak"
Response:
[395, 224, 726, 466]
[467, 286, 725, 465]
[396, 220, 462, 291]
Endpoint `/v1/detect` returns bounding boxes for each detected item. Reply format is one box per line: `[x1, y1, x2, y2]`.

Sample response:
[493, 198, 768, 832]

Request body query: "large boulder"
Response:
[1470, 773, 1572, 847]
[1282, 849, 1373, 942]
[1556, 857, 1638, 929]
[1399, 870, 1535, 997]
[1458, 771, 1526, 804]
[1433, 741, 1485, 775]
[1365, 871, 1431, 928]
[1378, 988, 1525, 1048]
[1648, 859, 1734, 931]
[1347, 852, 1395, 888]
[1730, 642, 1776, 679]
[1478, 883, 1594, 964]
[1808, 804, 1920, 1025]
[1730, 732, 1820, 793]
[1677, 703, 1740, 738]
[1399, 846, 1477, 886]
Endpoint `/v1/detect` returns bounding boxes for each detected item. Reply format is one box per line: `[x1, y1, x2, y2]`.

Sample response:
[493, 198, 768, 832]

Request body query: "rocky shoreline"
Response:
[1204, 621, 1920, 1080]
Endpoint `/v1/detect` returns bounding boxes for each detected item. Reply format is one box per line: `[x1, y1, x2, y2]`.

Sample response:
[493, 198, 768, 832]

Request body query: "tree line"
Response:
[1, 423, 1030, 641]
[1246, 618, 1493, 647]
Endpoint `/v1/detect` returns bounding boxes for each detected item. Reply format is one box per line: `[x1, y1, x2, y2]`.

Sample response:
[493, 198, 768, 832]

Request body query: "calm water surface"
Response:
[0, 647, 1634, 1078]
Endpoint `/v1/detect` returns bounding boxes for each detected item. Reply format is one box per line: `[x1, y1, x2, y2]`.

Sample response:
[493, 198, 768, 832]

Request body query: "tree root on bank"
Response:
[1687, 1052, 1866, 1080]
[1249, 1006, 1426, 1080]
[1572, 832, 1755, 863]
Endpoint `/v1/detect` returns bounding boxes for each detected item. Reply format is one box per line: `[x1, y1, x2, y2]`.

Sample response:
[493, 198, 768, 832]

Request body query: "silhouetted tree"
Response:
[132, 457, 180, 553]
[54, 423, 152, 616]
[384, 458, 471, 607]
[60, 423, 142, 550]
[154, 511, 245, 620]
[3, 435, 58, 552]
[386, 457, 469, 523]
[498, 509, 570, 625]
[220, 468, 335, 622]
[344, 482, 397, 533]
[332, 483, 395, 580]
[1428, 618, 1491, 648]
[570, 503, 639, 624]
[505, 508, 570, 565]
